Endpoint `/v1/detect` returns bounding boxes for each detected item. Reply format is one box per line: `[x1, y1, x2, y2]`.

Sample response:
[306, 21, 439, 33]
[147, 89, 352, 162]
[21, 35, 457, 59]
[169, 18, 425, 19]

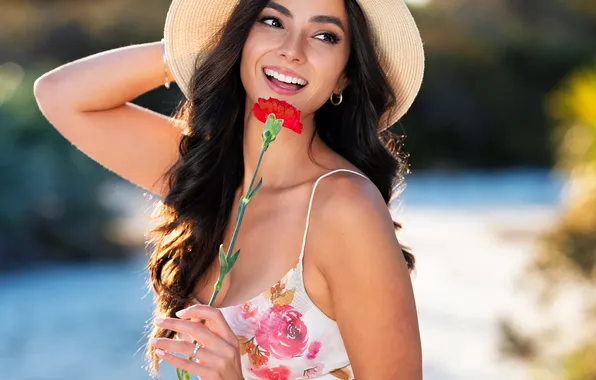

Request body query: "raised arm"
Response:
[33, 41, 185, 196]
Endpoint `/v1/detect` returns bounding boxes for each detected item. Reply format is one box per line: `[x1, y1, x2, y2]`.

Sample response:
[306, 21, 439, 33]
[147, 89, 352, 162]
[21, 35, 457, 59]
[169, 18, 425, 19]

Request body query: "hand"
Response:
[151, 304, 243, 380]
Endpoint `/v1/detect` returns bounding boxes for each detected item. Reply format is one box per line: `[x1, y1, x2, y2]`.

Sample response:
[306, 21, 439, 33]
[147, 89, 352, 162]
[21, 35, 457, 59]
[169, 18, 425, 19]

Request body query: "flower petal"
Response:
[252, 97, 303, 134]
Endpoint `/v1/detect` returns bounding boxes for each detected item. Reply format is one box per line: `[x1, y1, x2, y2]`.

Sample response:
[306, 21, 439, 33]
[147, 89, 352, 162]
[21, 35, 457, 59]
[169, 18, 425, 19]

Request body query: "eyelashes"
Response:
[257, 16, 341, 45]
[259, 16, 283, 28]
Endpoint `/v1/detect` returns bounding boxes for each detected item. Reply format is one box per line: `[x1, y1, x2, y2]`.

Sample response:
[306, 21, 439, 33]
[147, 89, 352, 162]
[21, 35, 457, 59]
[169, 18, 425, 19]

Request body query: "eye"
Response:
[314, 32, 341, 44]
[259, 16, 283, 28]
[258, 15, 341, 45]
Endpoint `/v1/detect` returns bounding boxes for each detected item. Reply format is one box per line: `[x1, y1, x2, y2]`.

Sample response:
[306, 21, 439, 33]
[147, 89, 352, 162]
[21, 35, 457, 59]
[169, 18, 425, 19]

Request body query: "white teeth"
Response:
[264, 68, 307, 86]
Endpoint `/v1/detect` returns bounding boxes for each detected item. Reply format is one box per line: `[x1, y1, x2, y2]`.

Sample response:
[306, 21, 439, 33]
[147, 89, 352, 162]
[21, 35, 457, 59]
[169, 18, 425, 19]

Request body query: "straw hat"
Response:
[163, 0, 424, 129]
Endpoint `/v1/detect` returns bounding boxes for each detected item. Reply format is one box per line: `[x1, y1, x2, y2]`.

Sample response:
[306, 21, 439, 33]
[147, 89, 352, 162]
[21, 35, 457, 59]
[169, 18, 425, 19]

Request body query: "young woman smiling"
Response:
[34, 0, 425, 378]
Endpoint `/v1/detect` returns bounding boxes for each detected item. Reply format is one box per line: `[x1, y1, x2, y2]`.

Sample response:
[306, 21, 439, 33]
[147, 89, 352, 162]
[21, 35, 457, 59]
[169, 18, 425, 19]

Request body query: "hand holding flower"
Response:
[152, 304, 243, 380]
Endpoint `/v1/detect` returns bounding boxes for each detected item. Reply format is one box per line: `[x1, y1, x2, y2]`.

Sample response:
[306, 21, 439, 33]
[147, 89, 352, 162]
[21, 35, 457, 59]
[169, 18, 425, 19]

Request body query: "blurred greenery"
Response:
[498, 65, 596, 379]
[0, 1, 176, 272]
[404, 0, 596, 168]
[535, 66, 596, 283]
[0, 0, 595, 271]
[0, 66, 131, 272]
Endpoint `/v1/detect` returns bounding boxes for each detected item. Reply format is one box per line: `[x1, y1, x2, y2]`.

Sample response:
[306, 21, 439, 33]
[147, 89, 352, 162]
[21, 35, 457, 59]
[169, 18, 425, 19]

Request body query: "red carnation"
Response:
[252, 97, 303, 134]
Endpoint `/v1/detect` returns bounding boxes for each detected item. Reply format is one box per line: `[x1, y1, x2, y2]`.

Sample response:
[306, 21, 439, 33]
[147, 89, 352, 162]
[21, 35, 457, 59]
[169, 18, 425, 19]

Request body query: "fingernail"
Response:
[155, 349, 165, 357]
[175, 309, 186, 317]
[150, 338, 158, 345]
[154, 317, 164, 325]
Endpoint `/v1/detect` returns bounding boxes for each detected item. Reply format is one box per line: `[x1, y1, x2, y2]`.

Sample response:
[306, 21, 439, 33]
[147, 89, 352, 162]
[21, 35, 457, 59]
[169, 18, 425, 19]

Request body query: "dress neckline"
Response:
[191, 169, 369, 312]
[192, 263, 299, 311]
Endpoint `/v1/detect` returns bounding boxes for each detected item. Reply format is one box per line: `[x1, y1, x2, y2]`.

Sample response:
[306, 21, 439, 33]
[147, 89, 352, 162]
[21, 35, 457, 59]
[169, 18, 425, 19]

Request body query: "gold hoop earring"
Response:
[330, 90, 343, 106]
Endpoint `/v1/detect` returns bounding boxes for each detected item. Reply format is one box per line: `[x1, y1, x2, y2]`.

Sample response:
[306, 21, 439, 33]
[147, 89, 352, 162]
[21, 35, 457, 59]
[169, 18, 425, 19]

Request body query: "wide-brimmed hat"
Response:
[163, 0, 424, 129]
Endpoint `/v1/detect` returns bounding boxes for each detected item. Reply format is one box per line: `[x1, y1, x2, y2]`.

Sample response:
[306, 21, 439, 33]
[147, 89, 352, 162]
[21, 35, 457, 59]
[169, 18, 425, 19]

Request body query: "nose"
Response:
[277, 31, 306, 64]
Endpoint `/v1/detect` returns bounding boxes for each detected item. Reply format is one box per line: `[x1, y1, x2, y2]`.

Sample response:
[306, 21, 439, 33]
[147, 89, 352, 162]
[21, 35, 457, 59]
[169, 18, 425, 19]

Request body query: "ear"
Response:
[335, 73, 350, 93]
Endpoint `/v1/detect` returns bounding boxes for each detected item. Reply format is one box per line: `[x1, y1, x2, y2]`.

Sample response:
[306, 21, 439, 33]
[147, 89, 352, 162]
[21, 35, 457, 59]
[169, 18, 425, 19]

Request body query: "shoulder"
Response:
[307, 170, 400, 269]
[306, 171, 421, 377]
[312, 170, 393, 235]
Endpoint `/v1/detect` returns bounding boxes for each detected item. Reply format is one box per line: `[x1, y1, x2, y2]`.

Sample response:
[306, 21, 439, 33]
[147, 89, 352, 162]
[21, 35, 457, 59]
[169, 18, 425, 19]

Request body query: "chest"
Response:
[193, 188, 312, 307]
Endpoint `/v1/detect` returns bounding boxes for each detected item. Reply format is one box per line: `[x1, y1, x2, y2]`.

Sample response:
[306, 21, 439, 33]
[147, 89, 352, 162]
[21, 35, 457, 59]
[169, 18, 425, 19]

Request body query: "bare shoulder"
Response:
[312, 170, 394, 233]
[306, 171, 421, 378]
[307, 170, 400, 266]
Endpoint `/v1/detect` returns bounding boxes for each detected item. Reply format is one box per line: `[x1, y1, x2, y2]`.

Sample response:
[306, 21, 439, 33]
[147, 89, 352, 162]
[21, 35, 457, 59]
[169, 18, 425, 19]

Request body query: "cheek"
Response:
[311, 51, 347, 90]
[240, 31, 270, 93]
[239, 47, 252, 89]
[240, 42, 258, 95]
[297, 50, 348, 114]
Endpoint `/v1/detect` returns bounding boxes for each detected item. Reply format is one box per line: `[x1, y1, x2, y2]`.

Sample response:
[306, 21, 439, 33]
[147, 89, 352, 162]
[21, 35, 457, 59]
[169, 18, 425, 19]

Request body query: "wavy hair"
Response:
[144, 0, 414, 376]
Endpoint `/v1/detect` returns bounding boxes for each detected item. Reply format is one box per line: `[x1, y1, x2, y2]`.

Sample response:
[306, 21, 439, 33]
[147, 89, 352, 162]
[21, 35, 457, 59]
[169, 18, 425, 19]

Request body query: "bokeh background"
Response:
[1, 0, 595, 379]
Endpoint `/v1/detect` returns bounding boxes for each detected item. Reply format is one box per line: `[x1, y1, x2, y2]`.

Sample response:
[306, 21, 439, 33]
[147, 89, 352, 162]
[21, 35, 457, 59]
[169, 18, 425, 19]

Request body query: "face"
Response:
[240, 0, 351, 118]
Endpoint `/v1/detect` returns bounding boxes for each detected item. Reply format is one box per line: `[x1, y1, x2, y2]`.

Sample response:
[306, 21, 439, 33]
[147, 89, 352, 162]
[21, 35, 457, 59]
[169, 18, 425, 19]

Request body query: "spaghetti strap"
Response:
[298, 169, 370, 267]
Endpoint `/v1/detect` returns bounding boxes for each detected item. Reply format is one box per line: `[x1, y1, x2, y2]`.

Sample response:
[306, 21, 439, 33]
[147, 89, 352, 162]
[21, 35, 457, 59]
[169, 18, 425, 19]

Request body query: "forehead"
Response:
[265, 0, 348, 19]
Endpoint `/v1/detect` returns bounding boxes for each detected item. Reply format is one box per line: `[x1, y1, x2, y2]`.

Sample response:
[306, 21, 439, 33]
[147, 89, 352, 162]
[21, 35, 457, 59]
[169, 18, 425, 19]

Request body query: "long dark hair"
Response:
[144, 0, 414, 376]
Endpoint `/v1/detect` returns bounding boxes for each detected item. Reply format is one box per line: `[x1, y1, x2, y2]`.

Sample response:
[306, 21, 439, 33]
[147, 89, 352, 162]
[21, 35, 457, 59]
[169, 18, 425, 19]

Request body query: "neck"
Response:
[240, 98, 322, 193]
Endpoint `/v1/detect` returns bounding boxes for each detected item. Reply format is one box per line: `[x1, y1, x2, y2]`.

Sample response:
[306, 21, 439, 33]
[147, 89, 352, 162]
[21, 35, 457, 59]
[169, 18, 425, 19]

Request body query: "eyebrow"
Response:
[265, 2, 346, 33]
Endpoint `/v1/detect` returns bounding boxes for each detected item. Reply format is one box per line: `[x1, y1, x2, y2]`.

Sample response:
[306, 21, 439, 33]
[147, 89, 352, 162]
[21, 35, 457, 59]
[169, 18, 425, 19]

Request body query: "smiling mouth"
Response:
[263, 68, 308, 92]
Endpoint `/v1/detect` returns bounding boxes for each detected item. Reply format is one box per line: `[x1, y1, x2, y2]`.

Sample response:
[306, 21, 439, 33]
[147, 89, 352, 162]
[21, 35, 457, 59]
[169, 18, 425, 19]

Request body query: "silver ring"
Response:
[191, 341, 202, 359]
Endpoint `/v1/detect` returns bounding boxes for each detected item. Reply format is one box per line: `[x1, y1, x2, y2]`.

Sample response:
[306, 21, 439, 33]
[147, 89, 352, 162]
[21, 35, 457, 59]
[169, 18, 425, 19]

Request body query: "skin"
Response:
[151, 0, 422, 379]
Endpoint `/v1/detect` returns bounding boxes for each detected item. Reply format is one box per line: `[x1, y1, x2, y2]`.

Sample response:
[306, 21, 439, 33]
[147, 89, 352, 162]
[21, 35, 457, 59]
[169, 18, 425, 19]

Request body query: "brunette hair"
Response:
[144, 0, 414, 376]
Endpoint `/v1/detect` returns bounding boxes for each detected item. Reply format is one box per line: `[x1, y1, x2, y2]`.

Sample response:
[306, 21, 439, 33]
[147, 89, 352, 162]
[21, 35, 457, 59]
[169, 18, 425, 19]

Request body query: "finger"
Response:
[155, 348, 220, 379]
[176, 305, 237, 346]
[150, 337, 195, 359]
[154, 317, 229, 351]
[151, 338, 230, 367]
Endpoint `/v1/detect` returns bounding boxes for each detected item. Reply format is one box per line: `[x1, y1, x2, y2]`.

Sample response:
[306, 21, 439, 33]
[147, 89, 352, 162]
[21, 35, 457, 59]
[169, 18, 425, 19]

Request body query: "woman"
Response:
[33, 0, 424, 378]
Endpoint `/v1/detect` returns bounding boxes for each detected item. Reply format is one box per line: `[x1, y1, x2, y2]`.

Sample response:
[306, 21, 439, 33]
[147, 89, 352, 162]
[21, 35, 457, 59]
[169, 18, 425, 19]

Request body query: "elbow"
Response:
[33, 72, 77, 132]
[33, 73, 59, 110]
[34, 72, 72, 119]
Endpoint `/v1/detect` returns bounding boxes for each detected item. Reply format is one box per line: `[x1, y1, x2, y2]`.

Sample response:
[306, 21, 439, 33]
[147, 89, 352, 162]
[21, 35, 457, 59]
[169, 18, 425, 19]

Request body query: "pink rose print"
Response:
[304, 363, 324, 378]
[251, 365, 291, 380]
[238, 301, 257, 319]
[306, 341, 322, 360]
[254, 304, 308, 359]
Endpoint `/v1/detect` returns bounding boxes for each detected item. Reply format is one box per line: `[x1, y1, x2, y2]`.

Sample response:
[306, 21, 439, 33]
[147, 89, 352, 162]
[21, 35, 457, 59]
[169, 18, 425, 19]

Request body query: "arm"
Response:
[33, 42, 184, 196]
[316, 176, 422, 379]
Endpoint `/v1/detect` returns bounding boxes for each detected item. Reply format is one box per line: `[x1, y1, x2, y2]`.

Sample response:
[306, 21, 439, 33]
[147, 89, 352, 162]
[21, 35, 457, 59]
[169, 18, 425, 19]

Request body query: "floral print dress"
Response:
[190, 169, 369, 380]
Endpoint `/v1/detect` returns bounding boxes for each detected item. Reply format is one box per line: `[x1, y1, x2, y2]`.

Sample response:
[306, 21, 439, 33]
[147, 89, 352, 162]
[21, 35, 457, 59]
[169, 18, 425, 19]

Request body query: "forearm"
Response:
[34, 41, 174, 112]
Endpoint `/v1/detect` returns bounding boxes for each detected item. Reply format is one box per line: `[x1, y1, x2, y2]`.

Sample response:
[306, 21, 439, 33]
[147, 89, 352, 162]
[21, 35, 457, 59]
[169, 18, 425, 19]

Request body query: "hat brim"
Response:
[164, 0, 424, 130]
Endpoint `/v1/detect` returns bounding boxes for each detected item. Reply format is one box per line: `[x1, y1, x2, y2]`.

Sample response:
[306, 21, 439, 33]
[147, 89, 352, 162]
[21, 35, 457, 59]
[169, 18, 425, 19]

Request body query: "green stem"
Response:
[226, 201, 247, 261]
[177, 145, 266, 380]
[225, 144, 266, 262]
[246, 144, 266, 200]
[208, 282, 221, 307]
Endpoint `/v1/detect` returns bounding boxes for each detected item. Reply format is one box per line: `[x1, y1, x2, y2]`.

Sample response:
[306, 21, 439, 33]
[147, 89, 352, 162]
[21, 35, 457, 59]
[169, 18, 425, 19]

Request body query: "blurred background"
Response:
[1, 0, 595, 379]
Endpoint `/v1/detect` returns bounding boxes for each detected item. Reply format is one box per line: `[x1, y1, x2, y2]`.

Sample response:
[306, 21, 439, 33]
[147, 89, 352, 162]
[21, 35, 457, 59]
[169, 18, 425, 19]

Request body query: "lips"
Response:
[263, 67, 308, 95]
[263, 66, 308, 85]
[262, 69, 308, 95]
